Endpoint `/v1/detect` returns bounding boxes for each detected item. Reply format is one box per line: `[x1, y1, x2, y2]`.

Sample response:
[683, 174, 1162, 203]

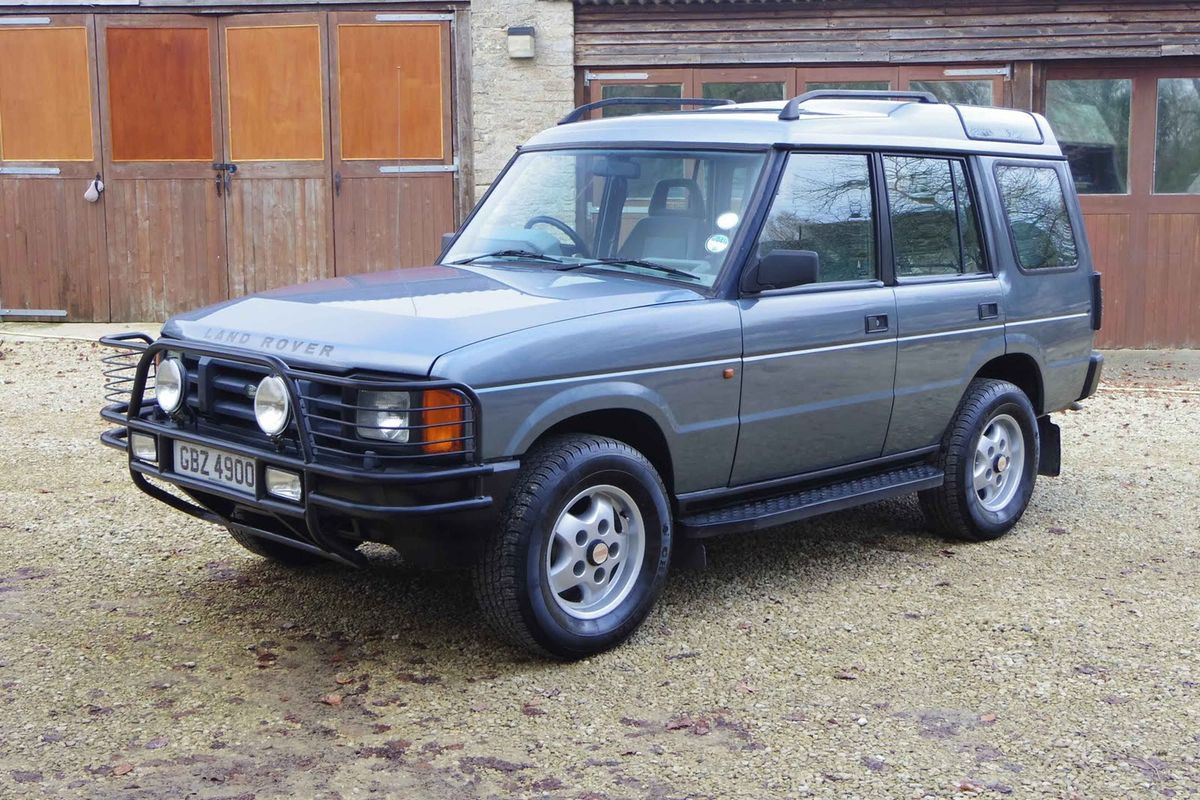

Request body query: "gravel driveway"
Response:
[0, 336, 1197, 799]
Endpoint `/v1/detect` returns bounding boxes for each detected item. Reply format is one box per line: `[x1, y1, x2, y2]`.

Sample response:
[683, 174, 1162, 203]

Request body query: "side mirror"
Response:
[439, 232, 456, 257]
[742, 249, 821, 292]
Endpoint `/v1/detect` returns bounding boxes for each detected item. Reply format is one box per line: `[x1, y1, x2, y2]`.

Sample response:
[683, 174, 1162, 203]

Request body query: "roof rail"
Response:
[778, 89, 939, 121]
[558, 97, 734, 125]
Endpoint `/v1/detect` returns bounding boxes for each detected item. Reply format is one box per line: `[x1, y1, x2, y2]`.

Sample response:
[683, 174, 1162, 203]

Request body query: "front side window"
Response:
[995, 165, 1078, 270]
[755, 153, 876, 283]
[885, 156, 984, 277]
[444, 148, 767, 287]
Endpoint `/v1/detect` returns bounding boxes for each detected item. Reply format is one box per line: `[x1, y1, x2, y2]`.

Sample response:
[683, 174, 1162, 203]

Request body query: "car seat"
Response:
[618, 179, 709, 261]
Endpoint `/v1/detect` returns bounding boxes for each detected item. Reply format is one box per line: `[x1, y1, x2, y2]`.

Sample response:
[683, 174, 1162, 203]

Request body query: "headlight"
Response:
[254, 375, 290, 436]
[155, 357, 186, 414]
[356, 391, 411, 442]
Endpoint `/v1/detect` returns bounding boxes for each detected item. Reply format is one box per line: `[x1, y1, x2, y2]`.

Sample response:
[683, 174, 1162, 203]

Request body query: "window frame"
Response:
[742, 148, 886, 297]
[880, 152, 993, 284]
[991, 159, 1082, 274]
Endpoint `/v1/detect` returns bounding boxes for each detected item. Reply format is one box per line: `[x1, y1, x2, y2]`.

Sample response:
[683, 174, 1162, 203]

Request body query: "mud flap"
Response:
[1037, 416, 1061, 477]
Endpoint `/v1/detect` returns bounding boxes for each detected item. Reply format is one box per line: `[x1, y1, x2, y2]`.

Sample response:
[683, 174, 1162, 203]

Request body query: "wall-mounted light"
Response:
[507, 26, 535, 59]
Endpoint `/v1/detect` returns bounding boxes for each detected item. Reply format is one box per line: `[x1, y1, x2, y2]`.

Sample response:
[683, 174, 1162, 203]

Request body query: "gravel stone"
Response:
[0, 338, 1197, 798]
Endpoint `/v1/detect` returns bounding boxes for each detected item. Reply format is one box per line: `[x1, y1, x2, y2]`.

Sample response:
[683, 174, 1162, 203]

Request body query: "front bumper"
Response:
[100, 333, 516, 566]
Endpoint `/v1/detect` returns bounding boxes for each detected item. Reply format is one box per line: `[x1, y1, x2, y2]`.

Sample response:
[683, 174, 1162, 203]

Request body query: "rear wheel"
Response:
[919, 379, 1039, 542]
[227, 526, 323, 566]
[472, 434, 672, 659]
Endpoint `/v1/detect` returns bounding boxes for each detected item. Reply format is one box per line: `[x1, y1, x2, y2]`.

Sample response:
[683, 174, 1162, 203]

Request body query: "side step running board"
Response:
[678, 464, 943, 538]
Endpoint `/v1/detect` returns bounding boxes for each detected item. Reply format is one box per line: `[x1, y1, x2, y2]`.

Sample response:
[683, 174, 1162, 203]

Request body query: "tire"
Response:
[227, 526, 323, 567]
[472, 434, 673, 660]
[919, 378, 1040, 542]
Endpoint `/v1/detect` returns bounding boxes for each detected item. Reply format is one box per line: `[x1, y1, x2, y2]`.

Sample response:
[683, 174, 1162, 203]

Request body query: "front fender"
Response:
[503, 380, 683, 457]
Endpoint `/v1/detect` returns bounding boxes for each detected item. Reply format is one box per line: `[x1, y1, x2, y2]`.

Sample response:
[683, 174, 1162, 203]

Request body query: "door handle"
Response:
[979, 302, 1000, 320]
[334, 171, 342, 197]
[865, 313, 889, 334]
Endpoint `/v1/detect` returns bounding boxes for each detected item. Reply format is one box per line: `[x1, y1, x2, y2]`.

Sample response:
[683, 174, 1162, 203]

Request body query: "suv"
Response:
[101, 90, 1103, 659]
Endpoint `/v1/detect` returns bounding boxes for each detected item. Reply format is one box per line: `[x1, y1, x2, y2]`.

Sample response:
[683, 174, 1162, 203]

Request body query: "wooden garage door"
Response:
[220, 13, 334, 296]
[97, 15, 228, 321]
[0, 15, 108, 320]
[329, 12, 456, 274]
[1047, 61, 1200, 348]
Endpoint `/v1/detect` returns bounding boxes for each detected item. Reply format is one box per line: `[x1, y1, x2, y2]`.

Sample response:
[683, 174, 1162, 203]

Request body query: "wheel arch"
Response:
[535, 409, 676, 495]
[504, 383, 679, 495]
[973, 353, 1045, 415]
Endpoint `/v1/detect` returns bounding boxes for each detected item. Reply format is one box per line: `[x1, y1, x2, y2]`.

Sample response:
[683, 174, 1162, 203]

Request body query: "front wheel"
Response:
[919, 379, 1040, 542]
[472, 435, 672, 659]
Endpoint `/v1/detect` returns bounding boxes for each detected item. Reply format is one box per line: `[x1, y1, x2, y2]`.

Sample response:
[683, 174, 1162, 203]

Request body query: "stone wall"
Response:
[468, 0, 575, 201]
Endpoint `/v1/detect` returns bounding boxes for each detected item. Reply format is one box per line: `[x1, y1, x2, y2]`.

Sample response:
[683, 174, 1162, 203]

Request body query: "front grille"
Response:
[102, 338, 479, 471]
[179, 355, 475, 468]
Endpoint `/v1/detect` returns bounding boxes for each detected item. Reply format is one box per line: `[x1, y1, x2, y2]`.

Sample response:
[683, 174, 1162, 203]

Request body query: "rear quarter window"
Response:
[995, 164, 1079, 270]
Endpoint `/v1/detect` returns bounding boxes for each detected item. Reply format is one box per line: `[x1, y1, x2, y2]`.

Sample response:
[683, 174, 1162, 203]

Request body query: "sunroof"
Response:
[955, 105, 1044, 144]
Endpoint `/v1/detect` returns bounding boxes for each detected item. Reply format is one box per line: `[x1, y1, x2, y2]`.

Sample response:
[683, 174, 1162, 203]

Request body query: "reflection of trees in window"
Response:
[910, 80, 992, 107]
[1154, 78, 1200, 194]
[757, 154, 874, 282]
[1046, 79, 1130, 194]
[885, 156, 983, 276]
[600, 84, 684, 118]
[702, 82, 786, 104]
[996, 166, 1078, 269]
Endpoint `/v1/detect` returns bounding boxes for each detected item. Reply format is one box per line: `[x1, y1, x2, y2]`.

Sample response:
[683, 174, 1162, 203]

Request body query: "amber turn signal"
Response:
[421, 389, 465, 454]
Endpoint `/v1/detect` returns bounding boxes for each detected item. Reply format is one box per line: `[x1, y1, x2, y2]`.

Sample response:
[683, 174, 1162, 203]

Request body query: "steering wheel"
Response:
[524, 215, 590, 257]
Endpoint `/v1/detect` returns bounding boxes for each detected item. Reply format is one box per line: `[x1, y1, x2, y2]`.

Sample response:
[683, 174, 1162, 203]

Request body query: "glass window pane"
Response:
[1045, 78, 1130, 194]
[885, 156, 984, 277]
[953, 161, 984, 273]
[805, 81, 890, 92]
[757, 153, 875, 283]
[445, 149, 767, 288]
[911, 79, 992, 106]
[995, 165, 1078, 270]
[600, 83, 682, 118]
[702, 82, 786, 104]
[1154, 77, 1200, 194]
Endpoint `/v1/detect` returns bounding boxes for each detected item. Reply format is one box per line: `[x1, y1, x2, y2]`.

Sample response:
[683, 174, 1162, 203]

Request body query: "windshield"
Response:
[444, 148, 768, 287]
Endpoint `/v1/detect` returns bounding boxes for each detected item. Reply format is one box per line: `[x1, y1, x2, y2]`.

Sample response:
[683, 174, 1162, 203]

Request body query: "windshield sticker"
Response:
[705, 234, 731, 254]
[716, 211, 739, 230]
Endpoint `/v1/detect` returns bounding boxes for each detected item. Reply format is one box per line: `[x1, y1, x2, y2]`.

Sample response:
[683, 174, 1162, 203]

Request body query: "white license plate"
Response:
[173, 441, 256, 494]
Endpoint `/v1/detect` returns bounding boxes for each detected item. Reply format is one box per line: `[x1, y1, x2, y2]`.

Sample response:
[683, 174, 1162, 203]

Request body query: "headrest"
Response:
[649, 179, 705, 217]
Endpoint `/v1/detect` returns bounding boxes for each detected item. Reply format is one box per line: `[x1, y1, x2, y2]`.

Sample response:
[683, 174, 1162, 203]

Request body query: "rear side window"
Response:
[884, 156, 985, 277]
[756, 152, 875, 283]
[995, 165, 1079, 269]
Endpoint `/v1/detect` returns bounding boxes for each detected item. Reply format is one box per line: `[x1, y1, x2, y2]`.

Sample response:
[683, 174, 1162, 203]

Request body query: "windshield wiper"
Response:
[557, 258, 701, 282]
[450, 249, 565, 265]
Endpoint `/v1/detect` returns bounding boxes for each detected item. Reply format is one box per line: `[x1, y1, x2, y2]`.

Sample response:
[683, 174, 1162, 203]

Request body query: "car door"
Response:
[882, 154, 1006, 455]
[732, 151, 898, 485]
